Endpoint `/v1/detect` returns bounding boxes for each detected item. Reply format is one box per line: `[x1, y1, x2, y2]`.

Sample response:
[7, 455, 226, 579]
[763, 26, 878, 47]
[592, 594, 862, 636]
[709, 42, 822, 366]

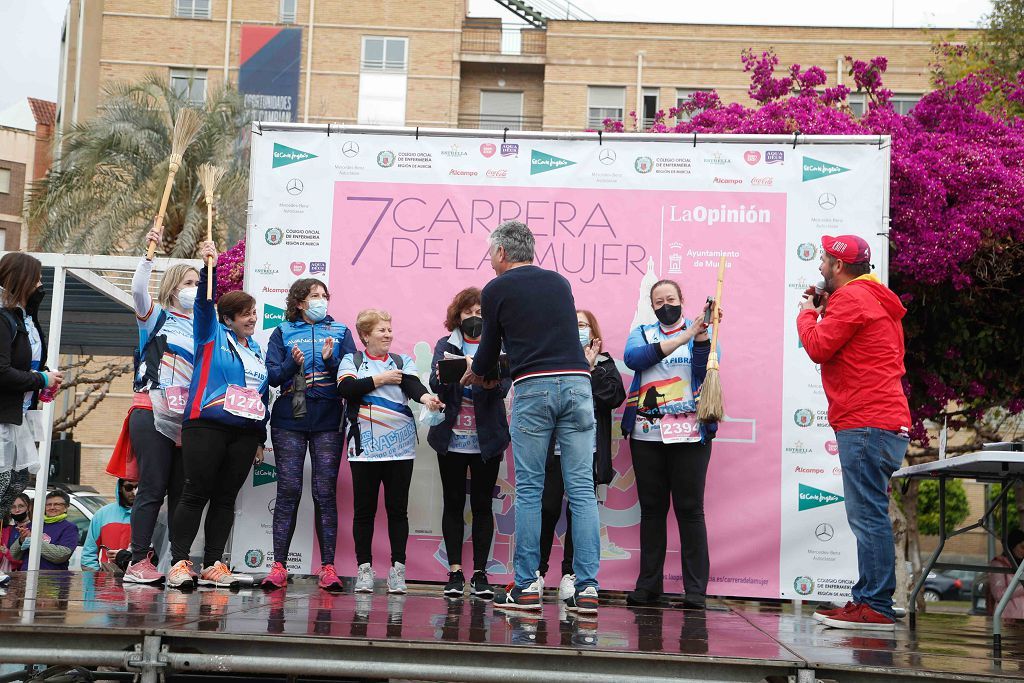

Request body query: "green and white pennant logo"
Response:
[253, 462, 277, 487]
[272, 142, 317, 168]
[798, 483, 844, 511]
[263, 303, 285, 330]
[531, 149, 576, 175]
[802, 156, 849, 181]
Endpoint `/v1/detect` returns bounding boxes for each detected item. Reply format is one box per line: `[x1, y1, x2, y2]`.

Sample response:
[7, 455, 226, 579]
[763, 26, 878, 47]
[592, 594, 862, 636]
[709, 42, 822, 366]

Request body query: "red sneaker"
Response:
[821, 603, 896, 631]
[813, 601, 855, 623]
[261, 561, 288, 590]
[317, 564, 344, 592]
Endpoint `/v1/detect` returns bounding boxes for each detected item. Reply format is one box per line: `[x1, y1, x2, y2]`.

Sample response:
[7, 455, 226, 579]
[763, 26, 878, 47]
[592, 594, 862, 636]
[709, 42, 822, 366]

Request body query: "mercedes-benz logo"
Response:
[268, 497, 276, 515]
[815, 523, 835, 541]
[342, 141, 360, 157]
[818, 193, 837, 210]
[286, 178, 303, 195]
[599, 149, 617, 165]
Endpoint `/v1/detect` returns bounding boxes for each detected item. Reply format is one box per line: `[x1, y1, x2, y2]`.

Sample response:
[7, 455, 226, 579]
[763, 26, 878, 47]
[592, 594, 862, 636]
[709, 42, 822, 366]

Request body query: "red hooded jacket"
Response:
[797, 275, 911, 432]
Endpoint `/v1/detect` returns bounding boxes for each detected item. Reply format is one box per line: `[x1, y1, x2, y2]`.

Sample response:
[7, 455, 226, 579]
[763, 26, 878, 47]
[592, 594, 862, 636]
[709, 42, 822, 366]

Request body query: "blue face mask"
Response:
[306, 299, 328, 322]
[579, 328, 591, 346]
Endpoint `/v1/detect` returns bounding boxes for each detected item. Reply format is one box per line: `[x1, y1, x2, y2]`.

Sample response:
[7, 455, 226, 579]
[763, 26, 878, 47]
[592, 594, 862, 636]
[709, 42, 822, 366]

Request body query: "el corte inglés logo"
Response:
[531, 149, 575, 175]
[798, 483, 844, 511]
[253, 462, 278, 487]
[802, 156, 849, 181]
[272, 143, 317, 168]
[263, 304, 285, 330]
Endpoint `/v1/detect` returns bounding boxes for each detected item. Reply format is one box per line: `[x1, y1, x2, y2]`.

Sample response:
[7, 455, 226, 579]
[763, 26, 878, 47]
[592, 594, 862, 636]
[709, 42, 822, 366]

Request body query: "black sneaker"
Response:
[470, 571, 494, 599]
[563, 586, 599, 614]
[493, 579, 542, 610]
[444, 569, 465, 597]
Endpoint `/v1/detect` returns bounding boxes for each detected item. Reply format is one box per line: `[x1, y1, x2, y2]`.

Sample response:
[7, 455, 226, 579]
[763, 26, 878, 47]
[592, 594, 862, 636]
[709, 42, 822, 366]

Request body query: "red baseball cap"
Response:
[821, 234, 871, 264]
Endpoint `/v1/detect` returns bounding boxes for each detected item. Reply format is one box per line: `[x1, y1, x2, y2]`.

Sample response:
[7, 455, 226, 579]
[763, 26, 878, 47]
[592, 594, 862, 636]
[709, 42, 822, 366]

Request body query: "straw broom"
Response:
[697, 256, 727, 422]
[145, 108, 204, 259]
[196, 164, 227, 300]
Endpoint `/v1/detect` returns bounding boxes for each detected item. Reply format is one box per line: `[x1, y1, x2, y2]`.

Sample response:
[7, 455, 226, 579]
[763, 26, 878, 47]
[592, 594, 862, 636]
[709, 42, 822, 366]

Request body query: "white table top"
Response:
[892, 451, 1024, 480]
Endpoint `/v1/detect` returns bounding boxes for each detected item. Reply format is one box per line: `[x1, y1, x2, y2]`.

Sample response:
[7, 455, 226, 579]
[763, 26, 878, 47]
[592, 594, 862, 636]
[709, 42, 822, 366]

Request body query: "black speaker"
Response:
[49, 439, 81, 485]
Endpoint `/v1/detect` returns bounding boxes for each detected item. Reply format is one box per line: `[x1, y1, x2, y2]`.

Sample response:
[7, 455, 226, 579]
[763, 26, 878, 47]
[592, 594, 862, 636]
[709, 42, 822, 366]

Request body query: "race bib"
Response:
[660, 413, 701, 444]
[223, 385, 266, 421]
[452, 405, 477, 433]
[165, 386, 189, 415]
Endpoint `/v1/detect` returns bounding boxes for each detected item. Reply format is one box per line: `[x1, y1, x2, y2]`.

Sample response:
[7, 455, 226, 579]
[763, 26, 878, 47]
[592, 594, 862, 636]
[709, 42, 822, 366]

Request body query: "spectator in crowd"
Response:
[262, 278, 356, 592]
[82, 479, 136, 571]
[10, 490, 79, 571]
[428, 287, 511, 599]
[0, 493, 31, 575]
[1, 252, 63, 585]
[121, 229, 198, 585]
[337, 308, 443, 595]
[168, 241, 269, 590]
[539, 309, 625, 602]
[463, 220, 601, 614]
[988, 528, 1024, 620]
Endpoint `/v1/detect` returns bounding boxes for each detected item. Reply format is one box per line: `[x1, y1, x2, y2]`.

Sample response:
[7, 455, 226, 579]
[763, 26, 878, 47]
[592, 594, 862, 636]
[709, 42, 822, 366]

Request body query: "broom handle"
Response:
[709, 256, 726, 350]
[205, 195, 214, 300]
[145, 161, 180, 260]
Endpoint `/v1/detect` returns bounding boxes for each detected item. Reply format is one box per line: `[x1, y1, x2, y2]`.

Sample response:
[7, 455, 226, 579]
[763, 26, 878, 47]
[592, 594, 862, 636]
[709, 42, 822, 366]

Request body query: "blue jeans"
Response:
[511, 375, 600, 590]
[835, 427, 908, 619]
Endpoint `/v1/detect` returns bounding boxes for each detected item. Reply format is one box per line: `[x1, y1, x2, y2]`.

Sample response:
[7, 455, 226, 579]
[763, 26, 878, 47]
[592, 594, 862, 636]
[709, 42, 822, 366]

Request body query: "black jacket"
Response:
[0, 304, 47, 425]
[427, 334, 511, 463]
[547, 353, 626, 485]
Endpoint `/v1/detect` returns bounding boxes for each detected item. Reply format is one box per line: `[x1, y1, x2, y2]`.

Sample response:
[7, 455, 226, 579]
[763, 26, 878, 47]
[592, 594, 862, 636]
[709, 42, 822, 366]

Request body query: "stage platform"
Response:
[0, 572, 1021, 683]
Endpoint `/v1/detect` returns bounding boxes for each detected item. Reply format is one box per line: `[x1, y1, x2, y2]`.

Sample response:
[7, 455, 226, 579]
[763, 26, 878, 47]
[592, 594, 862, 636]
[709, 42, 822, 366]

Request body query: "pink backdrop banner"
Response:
[320, 181, 786, 596]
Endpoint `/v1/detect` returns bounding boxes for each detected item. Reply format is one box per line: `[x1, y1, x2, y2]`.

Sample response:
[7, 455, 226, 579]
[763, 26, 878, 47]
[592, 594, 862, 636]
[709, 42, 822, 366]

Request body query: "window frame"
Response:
[587, 85, 625, 130]
[279, 0, 297, 24]
[169, 68, 208, 105]
[174, 0, 211, 20]
[361, 36, 408, 73]
[642, 87, 660, 128]
[0, 168, 11, 194]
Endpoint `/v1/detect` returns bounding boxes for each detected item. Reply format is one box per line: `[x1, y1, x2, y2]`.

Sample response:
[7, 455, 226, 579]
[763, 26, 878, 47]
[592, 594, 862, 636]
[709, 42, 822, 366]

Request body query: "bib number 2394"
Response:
[660, 413, 701, 444]
[223, 385, 266, 421]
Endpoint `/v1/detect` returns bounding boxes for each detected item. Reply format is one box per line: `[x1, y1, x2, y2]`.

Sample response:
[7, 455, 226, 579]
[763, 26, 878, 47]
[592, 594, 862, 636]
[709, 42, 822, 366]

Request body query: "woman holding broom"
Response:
[621, 279, 722, 609]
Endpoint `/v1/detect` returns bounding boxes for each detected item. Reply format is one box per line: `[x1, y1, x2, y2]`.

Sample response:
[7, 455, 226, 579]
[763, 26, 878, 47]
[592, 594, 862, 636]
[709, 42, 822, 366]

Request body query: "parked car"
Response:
[924, 569, 978, 602]
[26, 485, 110, 571]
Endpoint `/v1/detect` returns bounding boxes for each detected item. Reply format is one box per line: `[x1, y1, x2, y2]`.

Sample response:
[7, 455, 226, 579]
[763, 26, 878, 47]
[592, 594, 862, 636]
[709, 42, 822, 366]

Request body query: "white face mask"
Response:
[177, 286, 198, 311]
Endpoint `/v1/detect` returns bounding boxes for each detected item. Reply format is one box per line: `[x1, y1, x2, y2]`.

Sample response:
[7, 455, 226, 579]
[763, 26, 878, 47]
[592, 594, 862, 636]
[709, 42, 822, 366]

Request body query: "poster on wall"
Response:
[233, 125, 891, 601]
[239, 26, 302, 122]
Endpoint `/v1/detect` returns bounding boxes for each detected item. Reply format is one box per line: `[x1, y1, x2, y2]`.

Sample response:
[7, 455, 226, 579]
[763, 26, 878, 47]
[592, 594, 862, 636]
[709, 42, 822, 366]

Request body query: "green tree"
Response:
[910, 479, 971, 536]
[29, 76, 251, 256]
[987, 0, 1024, 74]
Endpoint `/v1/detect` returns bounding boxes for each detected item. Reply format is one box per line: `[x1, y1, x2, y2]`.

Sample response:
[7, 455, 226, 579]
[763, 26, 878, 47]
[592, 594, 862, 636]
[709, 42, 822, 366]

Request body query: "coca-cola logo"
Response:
[486, 169, 508, 178]
[744, 150, 762, 165]
[751, 176, 774, 186]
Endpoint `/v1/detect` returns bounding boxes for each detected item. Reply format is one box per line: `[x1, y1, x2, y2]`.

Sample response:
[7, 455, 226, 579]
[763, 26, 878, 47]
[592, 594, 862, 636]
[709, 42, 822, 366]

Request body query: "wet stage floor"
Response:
[1, 572, 1022, 681]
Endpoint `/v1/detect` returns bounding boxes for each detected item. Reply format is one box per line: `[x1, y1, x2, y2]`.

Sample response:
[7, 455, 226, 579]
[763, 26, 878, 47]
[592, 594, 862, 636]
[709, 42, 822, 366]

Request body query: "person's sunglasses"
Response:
[121, 483, 137, 492]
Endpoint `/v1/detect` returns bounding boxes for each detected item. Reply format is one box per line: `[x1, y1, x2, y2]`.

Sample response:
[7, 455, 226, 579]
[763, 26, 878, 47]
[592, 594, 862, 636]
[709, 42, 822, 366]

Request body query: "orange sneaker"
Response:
[198, 561, 240, 588]
[167, 560, 195, 590]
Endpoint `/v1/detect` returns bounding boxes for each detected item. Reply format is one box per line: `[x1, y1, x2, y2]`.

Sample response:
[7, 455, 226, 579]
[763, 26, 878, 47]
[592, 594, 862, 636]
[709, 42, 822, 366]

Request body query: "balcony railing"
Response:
[461, 27, 546, 57]
[457, 114, 543, 132]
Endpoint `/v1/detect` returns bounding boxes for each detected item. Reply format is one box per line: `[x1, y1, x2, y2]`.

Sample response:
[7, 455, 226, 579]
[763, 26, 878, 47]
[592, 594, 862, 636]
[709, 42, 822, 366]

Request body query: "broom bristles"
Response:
[170, 108, 204, 158]
[697, 353, 724, 422]
[196, 163, 227, 200]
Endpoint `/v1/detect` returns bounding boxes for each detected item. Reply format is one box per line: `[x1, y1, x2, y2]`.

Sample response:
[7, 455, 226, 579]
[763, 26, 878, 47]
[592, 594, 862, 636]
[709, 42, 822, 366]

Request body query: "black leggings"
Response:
[128, 408, 184, 563]
[436, 451, 500, 572]
[171, 421, 260, 566]
[350, 459, 414, 566]
[629, 437, 712, 599]
[538, 454, 575, 577]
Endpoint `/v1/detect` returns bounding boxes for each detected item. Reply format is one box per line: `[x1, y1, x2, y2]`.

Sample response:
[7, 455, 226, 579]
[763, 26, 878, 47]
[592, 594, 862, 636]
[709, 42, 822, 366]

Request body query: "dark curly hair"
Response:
[444, 287, 481, 332]
[285, 278, 330, 322]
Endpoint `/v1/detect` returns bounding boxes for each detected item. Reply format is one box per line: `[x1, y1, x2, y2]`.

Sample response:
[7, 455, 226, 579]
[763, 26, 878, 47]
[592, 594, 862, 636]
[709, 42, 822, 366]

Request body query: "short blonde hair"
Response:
[158, 263, 200, 309]
[355, 308, 392, 345]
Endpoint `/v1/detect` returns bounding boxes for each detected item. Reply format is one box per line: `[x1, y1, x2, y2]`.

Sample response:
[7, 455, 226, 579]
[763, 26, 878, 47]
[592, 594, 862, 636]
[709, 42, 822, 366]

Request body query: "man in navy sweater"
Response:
[462, 220, 600, 614]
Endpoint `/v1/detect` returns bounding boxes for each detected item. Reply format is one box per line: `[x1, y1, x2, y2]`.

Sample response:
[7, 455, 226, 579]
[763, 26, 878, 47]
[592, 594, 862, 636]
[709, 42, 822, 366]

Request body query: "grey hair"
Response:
[490, 220, 535, 264]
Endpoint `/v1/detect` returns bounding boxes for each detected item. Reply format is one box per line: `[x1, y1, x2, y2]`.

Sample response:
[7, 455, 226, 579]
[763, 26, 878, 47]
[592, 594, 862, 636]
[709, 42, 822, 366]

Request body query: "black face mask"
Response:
[654, 303, 682, 326]
[460, 316, 483, 339]
[27, 286, 46, 311]
[11, 511, 28, 523]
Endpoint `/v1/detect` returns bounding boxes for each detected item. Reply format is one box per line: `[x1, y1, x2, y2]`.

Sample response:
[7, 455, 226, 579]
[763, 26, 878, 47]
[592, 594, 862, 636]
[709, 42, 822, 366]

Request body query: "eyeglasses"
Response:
[121, 483, 137, 492]
[577, 322, 591, 330]
[44, 502, 67, 509]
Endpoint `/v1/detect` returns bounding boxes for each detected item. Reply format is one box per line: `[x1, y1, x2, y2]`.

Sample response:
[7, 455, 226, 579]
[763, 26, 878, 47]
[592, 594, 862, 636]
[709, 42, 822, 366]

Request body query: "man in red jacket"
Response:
[797, 234, 911, 631]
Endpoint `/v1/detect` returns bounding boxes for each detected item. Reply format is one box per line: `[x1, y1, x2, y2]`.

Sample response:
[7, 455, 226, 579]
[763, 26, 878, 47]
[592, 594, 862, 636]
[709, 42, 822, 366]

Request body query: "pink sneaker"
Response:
[261, 561, 288, 590]
[317, 563, 344, 592]
[123, 552, 164, 585]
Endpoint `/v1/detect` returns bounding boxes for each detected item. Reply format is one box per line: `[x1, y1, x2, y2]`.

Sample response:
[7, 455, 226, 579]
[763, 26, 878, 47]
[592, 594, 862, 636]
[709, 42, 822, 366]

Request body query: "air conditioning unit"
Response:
[49, 439, 81, 485]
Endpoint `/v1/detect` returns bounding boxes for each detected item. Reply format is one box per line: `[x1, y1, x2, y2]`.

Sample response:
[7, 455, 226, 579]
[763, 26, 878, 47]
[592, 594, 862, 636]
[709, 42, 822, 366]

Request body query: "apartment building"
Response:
[57, 0, 968, 145]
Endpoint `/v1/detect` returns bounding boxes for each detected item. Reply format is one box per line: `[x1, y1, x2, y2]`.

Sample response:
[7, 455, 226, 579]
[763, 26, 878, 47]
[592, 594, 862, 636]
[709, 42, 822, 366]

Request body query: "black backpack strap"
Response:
[389, 353, 403, 370]
[353, 351, 363, 369]
[640, 324, 649, 344]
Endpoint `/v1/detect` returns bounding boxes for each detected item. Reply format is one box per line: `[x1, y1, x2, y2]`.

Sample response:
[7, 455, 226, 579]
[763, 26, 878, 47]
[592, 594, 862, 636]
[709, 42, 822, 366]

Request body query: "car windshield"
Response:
[74, 495, 109, 515]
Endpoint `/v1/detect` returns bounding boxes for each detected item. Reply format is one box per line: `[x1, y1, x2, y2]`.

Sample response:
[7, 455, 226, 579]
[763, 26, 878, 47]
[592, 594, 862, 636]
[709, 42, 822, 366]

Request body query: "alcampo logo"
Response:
[272, 143, 317, 168]
[253, 462, 277, 487]
[263, 303, 285, 330]
[798, 483, 844, 511]
[802, 156, 849, 182]
[531, 149, 575, 175]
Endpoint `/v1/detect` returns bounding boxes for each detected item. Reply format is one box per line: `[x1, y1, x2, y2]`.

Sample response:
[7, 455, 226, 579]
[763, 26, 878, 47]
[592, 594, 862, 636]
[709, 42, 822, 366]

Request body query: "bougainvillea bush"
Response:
[617, 49, 1024, 450]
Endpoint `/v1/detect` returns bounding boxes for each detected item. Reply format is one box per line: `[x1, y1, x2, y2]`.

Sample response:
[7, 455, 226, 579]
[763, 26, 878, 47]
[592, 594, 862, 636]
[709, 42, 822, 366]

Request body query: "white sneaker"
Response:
[355, 563, 375, 593]
[535, 570, 545, 599]
[0, 571, 10, 587]
[558, 573, 577, 601]
[387, 562, 407, 594]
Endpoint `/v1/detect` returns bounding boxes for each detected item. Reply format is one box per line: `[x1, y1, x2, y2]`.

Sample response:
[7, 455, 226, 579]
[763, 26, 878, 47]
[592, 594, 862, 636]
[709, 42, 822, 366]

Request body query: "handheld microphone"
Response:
[813, 281, 827, 307]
